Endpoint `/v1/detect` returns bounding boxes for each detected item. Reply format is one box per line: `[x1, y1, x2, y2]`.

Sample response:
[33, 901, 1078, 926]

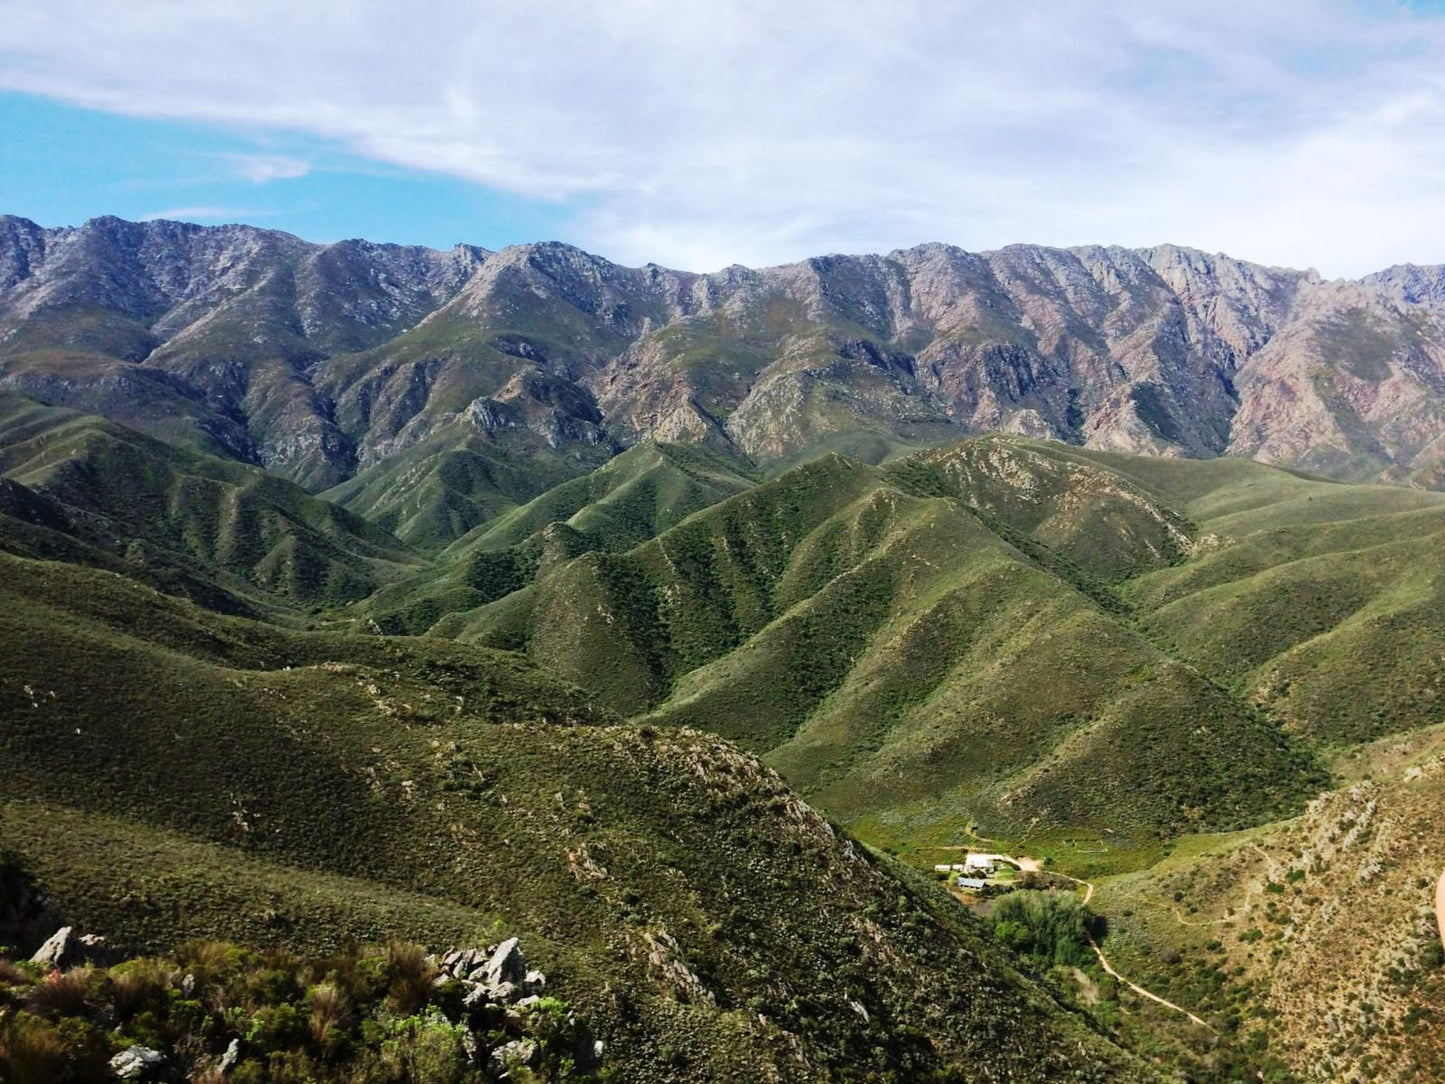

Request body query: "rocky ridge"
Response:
[6, 916, 597, 1082]
[3, 216, 1445, 546]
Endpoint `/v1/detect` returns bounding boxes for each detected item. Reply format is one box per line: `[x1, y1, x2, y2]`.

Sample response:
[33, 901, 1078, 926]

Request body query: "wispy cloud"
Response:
[3, 1, 1445, 274]
[140, 206, 273, 223]
[223, 153, 310, 183]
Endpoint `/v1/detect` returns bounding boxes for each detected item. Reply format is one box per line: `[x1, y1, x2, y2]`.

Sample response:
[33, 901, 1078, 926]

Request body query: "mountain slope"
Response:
[6, 215, 1445, 553]
[0, 392, 421, 614]
[359, 440, 759, 633]
[1106, 454, 1445, 747]
[0, 548, 1153, 1082]
[1088, 724, 1445, 1083]
[402, 439, 1324, 847]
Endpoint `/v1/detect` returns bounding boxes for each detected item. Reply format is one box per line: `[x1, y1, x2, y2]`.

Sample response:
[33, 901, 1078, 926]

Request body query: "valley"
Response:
[3, 218, 1445, 1081]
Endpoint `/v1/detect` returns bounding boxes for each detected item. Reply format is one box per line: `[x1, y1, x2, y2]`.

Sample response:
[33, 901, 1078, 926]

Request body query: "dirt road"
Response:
[1051, 870, 1215, 1033]
[948, 848, 1214, 1031]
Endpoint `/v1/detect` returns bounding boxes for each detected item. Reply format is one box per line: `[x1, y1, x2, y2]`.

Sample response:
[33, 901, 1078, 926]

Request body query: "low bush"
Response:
[989, 890, 1100, 968]
[0, 941, 592, 1083]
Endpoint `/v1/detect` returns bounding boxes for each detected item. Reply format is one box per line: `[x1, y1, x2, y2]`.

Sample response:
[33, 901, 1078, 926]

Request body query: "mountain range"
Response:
[4, 215, 1445, 553]
[5, 213, 1445, 1082]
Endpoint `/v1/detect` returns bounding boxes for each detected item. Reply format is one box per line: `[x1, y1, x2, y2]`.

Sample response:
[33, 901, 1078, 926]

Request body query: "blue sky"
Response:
[0, 94, 569, 251]
[2, 1, 1445, 274]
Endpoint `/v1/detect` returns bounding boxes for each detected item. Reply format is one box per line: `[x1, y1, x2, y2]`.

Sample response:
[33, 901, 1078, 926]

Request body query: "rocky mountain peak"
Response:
[2, 214, 1444, 548]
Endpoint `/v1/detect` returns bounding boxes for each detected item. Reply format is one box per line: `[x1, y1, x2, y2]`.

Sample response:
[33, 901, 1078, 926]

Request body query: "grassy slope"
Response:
[1103, 456, 1445, 748]
[0, 393, 422, 615]
[0, 550, 1151, 1083]
[358, 441, 758, 635]
[319, 421, 616, 554]
[432, 440, 1324, 847]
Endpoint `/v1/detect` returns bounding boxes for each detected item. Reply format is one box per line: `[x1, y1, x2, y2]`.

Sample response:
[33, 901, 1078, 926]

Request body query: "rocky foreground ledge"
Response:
[1, 925, 599, 1082]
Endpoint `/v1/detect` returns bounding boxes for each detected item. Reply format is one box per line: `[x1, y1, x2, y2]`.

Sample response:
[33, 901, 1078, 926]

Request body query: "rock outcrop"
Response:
[29, 925, 117, 969]
[108, 1046, 167, 1080]
[5, 214, 1445, 547]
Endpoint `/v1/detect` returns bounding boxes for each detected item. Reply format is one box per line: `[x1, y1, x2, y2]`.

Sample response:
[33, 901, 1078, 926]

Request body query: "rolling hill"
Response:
[0, 392, 421, 615]
[6, 219, 1445, 1079]
[357, 438, 1327, 850]
[0, 548, 1153, 1081]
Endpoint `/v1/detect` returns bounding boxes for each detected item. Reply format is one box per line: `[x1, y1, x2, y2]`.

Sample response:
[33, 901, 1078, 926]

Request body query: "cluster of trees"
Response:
[988, 890, 1100, 968]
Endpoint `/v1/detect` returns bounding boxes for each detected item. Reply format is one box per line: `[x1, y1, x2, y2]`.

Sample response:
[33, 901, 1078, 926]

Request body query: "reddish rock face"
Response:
[3, 216, 1443, 548]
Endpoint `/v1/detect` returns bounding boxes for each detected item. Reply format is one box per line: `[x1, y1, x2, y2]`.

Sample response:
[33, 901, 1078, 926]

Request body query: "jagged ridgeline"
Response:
[0, 552, 1152, 1081]
[7, 214, 1445, 1080]
[5, 215, 1445, 556]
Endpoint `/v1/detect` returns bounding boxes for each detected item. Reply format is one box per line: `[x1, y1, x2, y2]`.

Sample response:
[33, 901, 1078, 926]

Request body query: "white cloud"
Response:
[2, 0, 1445, 274]
[223, 153, 310, 183]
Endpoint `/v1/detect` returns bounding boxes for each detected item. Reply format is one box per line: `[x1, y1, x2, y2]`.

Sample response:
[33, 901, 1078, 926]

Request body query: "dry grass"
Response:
[0, 1014, 72, 1082]
[23, 967, 96, 1017]
[384, 941, 435, 1017]
[110, 958, 174, 1021]
[309, 982, 353, 1042]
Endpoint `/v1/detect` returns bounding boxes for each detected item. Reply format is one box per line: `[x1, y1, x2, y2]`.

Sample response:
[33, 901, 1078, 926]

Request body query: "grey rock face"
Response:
[488, 1038, 539, 1076]
[5, 213, 1445, 513]
[482, 937, 527, 988]
[445, 939, 544, 1016]
[108, 1045, 167, 1080]
[218, 1038, 242, 1075]
[30, 926, 116, 969]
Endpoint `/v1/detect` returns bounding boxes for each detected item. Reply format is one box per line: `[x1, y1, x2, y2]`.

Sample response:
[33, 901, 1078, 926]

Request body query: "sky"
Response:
[1, 0, 1444, 276]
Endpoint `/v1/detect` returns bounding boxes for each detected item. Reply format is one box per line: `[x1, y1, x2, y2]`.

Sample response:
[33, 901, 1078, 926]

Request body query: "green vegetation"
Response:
[411, 438, 1325, 846]
[359, 442, 757, 635]
[0, 393, 421, 616]
[988, 891, 1099, 968]
[0, 938, 593, 1083]
[0, 549, 1150, 1081]
[8, 388, 1445, 1078]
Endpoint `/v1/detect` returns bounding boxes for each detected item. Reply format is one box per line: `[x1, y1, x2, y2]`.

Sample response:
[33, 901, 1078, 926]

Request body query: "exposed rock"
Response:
[6, 214, 1445, 549]
[488, 1038, 539, 1076]
[30, 926, 116, 969]
[450, 939, 543, 1017]
[218, 1039, 241, 1075]
[482, 936, 527, 988]
[109, 1045, 167, 1080]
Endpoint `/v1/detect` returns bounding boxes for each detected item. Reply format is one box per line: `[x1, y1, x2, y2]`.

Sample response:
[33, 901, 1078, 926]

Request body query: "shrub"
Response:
[175, 940, 250, 991]
[374, 1013, 472, 1084]
[24, 967, 97, 1018]
[308, 982, 353, 1044]
[0, 1012, 75, 1083]
[110, 958, 173, 1021]
[988, 891, 1099, 968]
[384, 942, 435, 1018]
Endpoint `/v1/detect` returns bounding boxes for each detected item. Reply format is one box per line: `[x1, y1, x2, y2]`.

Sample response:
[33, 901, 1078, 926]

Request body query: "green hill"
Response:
[1106, 459, 1445, 747]
[0, 550, 1151, 1081]
[359, 441, 757, 634]
[408, 439, 1323, 847]
[0, 393, 421, 615]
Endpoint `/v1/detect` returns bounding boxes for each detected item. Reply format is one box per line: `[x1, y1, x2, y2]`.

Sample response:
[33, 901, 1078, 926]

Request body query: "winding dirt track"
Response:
[1053, 871, 1216, 1033]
